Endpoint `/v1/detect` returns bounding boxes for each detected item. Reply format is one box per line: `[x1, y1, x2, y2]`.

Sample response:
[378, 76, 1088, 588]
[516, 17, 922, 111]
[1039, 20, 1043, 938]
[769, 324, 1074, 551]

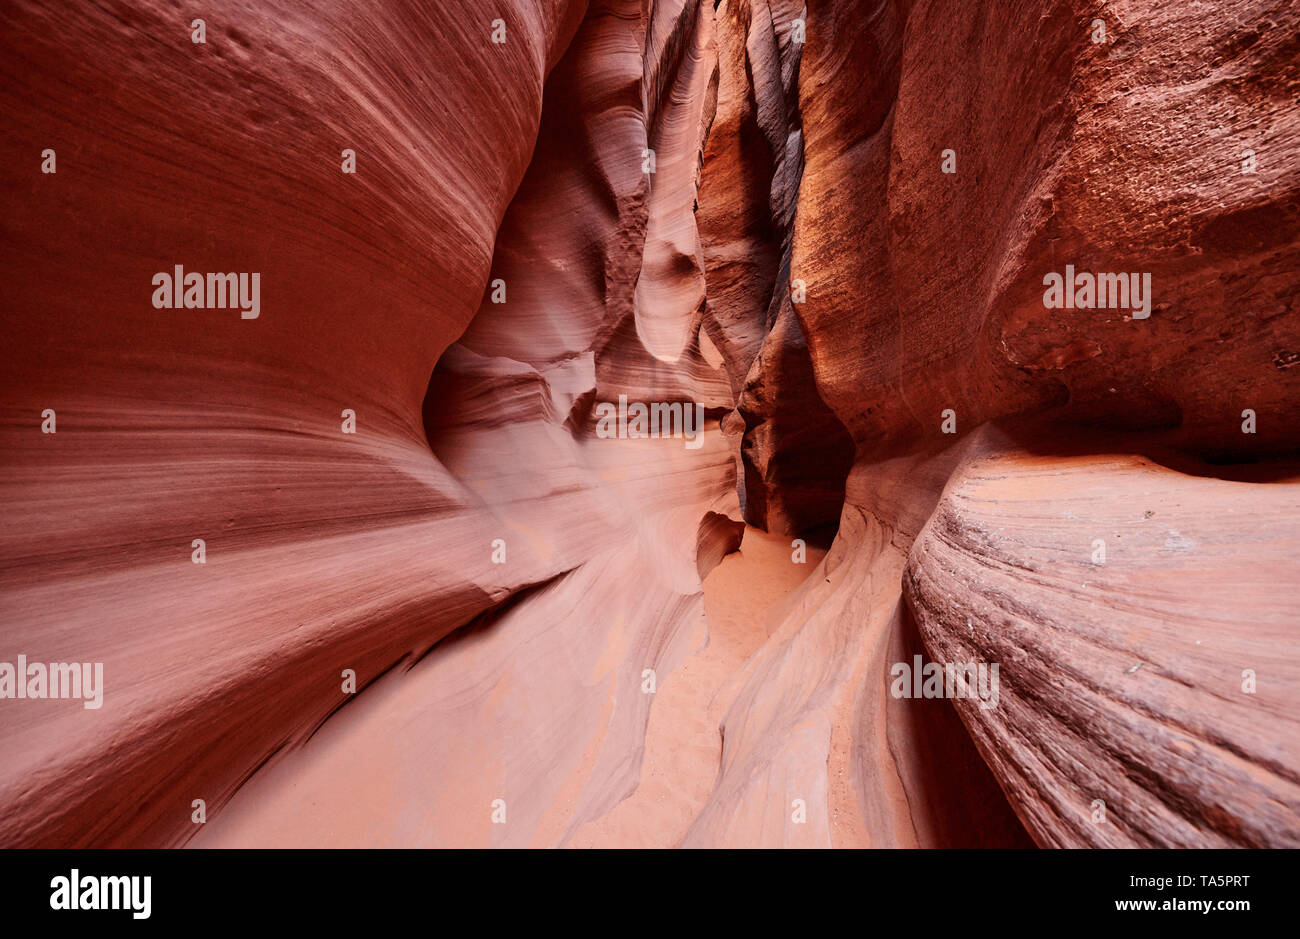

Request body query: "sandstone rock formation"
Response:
[0, 0, 1296, 848]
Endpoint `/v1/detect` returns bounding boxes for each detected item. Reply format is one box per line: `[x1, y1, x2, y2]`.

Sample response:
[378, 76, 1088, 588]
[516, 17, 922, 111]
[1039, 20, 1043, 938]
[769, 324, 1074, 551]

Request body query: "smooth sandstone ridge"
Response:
[0, 0, 1296, 847]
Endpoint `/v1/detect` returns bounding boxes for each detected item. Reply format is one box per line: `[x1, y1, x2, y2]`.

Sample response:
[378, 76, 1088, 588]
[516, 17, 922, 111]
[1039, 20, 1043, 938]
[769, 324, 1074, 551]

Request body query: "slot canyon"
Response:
[1, 0, 1298, 849]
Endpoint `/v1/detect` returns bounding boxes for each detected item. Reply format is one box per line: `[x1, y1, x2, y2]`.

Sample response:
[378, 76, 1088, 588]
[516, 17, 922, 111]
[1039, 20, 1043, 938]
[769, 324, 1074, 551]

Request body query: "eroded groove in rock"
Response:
[0, 0, 598, 848]
[904, 441, 1300, 847]
[191, 0, 750, 846]
[682, 0, 1299, 848]
[1, 0, 1297, 851]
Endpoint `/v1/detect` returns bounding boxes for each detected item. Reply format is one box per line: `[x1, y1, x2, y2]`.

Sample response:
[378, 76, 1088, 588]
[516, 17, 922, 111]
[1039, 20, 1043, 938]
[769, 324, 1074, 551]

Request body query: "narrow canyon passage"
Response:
[192, 527, 825, 847]
[1, 0, 1297, 851]
[567, 528, 823, 847]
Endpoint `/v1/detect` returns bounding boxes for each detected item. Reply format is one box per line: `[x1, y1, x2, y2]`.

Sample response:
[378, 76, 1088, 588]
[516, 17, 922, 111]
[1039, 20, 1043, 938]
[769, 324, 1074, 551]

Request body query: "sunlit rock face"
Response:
[0, 0, 1296, 848]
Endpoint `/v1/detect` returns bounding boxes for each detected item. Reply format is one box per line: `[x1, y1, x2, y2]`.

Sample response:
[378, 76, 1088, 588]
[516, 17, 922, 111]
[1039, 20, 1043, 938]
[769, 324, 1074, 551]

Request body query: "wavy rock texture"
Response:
[906, 435, 1300, 847]
[1, 0, 1297, 848]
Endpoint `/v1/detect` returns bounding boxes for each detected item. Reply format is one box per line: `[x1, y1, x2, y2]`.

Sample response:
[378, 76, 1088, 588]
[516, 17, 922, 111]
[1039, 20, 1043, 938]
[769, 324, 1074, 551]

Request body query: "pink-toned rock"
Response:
[0, 0, 740, 847]
[905, 436, 1300, 846]
[2, 0, 1297, 851]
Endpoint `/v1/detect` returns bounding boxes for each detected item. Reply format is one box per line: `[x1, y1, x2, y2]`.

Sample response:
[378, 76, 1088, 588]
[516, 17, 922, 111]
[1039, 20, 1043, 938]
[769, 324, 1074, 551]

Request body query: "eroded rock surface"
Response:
[1, 0, 1297, 848]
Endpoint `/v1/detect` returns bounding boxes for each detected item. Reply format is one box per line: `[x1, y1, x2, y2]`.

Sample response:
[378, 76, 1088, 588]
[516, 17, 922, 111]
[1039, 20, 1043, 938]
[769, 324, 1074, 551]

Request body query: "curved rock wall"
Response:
[1, 0, 1296, 847]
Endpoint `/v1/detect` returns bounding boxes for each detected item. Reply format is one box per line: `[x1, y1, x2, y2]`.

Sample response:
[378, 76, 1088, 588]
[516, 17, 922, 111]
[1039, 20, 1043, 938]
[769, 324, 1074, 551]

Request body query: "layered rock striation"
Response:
[1, 0, 1296, 847]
